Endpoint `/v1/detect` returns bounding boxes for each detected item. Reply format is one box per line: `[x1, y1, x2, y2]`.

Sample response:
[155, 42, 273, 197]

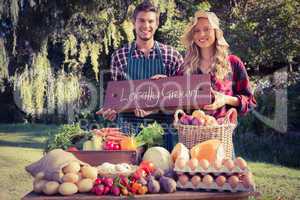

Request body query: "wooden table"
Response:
[22, 191, 260, 200]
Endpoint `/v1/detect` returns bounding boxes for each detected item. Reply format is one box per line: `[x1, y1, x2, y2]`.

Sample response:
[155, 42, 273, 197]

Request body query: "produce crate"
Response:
[71, 148, 144, 166]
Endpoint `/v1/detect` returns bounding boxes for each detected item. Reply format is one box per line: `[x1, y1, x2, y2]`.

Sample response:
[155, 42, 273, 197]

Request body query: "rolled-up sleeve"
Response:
[110, 49, 126, 81]
[230, 55, 256, 115]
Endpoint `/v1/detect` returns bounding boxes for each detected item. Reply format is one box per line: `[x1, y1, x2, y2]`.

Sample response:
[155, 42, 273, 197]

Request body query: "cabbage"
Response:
[142, 147, 172, 171]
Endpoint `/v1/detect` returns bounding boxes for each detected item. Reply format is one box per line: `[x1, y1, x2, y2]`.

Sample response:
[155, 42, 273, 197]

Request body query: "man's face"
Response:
[133, 11, 159, 41]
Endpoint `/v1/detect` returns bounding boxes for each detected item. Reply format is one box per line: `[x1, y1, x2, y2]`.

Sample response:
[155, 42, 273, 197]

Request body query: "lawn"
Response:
[0, 124, 299, 200]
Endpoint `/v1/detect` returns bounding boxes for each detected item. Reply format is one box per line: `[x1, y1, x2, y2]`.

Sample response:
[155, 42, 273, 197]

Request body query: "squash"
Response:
[170, 143, 189, 164]
[190, 139, 225, 164]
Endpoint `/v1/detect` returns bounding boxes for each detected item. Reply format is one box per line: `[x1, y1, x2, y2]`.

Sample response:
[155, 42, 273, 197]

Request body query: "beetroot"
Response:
[147, 176, 160, 193]
[103, 177, 113, 187]
[111, 185, 121, 196]
[103, 186, 110, 195]
[94, 184, 104, 195]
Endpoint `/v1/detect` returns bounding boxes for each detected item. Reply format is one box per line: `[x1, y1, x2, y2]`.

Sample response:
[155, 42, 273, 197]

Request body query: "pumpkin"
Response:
[170, 143, 189, 164]
[190, 139, 225, 164]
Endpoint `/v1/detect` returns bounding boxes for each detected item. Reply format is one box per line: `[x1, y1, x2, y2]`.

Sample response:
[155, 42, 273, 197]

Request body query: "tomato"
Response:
[133, 168, 146, 180]
[139, 160, 155, 174]
[113, 144, 121, 150]
[104, 141, 115, 150]
[67, 146, 78, 152]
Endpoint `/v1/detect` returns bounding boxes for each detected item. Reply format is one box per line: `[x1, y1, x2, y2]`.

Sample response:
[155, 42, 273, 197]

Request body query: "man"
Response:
[97, 1, 183, 138]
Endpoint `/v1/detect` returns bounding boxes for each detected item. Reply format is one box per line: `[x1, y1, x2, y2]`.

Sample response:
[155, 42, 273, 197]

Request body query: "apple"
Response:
[179, 115, 190, 125]
[191, 117, 204, 126]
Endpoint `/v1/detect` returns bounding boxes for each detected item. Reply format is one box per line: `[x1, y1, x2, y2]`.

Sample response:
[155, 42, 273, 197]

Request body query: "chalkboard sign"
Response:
[103, 75, 211, 112]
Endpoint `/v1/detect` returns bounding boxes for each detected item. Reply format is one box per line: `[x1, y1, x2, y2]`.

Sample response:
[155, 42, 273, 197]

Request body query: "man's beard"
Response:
[138, 35, 152, 41]
[137, 31, 153, 41]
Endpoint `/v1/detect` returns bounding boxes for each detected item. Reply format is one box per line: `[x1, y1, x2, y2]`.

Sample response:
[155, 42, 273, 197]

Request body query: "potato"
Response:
[80, 166, 97, 180]
[63, 161, 81, 174]
[59, 182, 78, 196]
[33, 179, 47, 193]
[77, 172, 83, 183]
[77, 178, 93, 193]
[34, 172, 45, 181]
[43, 181, 60, 195]
[62, 173, 79, 183]
[52, 171, 64, 183]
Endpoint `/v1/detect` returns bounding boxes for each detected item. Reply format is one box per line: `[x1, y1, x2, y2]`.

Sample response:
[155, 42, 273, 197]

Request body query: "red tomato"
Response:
[113, 144, 121, 150]
[139, 160, 155, 173]
[67, 146, 78, 152]
[133, 168, 146, 180]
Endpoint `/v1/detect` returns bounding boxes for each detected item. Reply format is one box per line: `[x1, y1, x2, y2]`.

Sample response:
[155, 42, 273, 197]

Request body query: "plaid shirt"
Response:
[177, 54, 256, 117]
[110, 41, 184, 81]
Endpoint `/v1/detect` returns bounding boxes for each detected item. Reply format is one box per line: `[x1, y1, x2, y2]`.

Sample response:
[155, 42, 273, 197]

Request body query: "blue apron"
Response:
[117, 42, 176, 151]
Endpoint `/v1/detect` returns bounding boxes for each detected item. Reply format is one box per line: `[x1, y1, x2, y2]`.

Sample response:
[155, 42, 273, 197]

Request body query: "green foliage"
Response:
[0, 38, 8, 91]
[135, 122, 165, 148]
[88, 42, 101, 81]
[158, 20, 187, 53]
[225, 0, 300, 69]
[14, 43, 51, 116]
[10, 0, 19, 26]
[79, 42, 89, 64]
[45, 123, 90, 152]
[63, 34, 78, 62]
[55, 71, 81, 115]
[121, 19, 135, 43]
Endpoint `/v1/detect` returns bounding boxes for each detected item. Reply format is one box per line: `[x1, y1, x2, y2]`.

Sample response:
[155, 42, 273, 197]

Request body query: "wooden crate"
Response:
[70, 148, 143, 166]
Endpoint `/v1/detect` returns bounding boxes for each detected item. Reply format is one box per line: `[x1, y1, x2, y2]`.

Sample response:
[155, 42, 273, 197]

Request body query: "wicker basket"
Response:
[174, 108, 237, 159]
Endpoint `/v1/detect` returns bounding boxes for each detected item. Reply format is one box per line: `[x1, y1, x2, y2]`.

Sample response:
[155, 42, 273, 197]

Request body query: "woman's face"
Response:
[192, 18, 216, 49]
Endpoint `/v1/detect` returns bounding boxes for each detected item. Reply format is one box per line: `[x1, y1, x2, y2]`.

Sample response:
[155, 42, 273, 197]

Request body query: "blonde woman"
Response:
[178, 11, 256, 118]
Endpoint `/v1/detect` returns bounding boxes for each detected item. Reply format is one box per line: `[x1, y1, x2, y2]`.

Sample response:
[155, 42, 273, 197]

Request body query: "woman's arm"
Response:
[229, 55, 257, 115]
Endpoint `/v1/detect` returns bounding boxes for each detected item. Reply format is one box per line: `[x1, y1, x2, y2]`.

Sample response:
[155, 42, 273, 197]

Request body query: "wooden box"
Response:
[71, 149, 143, 166]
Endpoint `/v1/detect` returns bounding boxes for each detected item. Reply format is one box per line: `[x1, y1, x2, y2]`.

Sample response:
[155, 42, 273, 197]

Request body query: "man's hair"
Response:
[132, 1, 159, 21]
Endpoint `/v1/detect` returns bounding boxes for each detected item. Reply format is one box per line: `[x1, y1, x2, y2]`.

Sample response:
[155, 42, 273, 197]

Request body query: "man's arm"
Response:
[110, 48, 127, 81]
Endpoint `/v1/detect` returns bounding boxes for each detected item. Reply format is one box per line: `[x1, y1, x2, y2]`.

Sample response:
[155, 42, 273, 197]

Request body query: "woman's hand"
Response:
[203, 90, 227, 110]
[203, 90, 240, 110]
[96, 108, 117, 121]
[134, 108, 159, 117]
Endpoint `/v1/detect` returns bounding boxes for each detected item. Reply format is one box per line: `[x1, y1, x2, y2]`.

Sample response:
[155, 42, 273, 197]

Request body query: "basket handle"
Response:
[174, 109, 185, 124]
[224, 108, 238, 124]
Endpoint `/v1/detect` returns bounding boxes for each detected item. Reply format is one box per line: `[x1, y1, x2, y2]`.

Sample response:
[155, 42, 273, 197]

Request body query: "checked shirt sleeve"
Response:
[230, 55, 257, 115]
[110, 49, 126, 81]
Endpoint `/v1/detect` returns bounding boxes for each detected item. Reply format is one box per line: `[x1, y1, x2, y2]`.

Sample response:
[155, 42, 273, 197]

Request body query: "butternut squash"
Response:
[190, 139, 225, 164]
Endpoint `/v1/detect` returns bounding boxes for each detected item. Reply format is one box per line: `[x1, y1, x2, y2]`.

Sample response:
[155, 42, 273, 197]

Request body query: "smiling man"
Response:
[97, 1, 183, 142]
[109, 1, 183, 82]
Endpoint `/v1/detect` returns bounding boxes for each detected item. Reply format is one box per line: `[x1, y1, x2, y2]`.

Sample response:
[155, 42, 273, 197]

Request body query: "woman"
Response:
[178, 11, 256, 118]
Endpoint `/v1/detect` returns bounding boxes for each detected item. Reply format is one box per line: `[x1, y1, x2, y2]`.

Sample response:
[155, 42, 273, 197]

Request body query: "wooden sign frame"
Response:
[103, 75, 211, 112]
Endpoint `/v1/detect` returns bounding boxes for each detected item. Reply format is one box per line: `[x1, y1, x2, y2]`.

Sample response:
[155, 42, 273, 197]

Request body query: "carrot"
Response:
[106, 135, 126, 141]
[93, 127, 125, 137]
[106, 131, 126, 137]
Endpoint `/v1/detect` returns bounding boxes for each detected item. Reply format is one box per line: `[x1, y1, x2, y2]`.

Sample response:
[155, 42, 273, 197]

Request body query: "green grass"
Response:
[0, 123, 300, 200]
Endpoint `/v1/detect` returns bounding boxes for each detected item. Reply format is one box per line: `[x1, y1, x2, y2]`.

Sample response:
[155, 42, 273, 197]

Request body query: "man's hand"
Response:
[134, 108, 158, 118]
[96, 108, 117, 121]
[203, 90, 227, 110]
[150, 74, 167, 80]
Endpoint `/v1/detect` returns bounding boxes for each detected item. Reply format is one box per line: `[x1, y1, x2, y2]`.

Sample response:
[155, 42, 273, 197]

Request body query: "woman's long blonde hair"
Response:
[181, 11, 231, 80]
